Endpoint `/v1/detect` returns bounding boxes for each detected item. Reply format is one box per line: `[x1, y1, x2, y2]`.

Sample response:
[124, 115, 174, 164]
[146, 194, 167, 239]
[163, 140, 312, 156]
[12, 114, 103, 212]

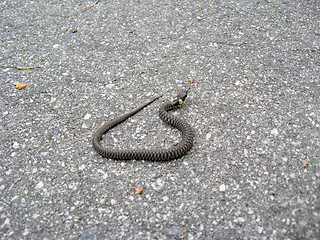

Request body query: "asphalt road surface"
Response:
[1, 0, 319, 239]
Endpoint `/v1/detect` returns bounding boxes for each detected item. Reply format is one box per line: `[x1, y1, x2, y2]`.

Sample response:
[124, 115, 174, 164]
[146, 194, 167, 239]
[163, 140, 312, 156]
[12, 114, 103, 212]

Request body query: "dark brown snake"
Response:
[92, 91, 194, 160]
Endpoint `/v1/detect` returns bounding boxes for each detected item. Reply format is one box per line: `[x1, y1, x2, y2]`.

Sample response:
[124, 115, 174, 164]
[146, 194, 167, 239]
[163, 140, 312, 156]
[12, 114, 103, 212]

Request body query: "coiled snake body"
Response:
[92, 91, 194, 160]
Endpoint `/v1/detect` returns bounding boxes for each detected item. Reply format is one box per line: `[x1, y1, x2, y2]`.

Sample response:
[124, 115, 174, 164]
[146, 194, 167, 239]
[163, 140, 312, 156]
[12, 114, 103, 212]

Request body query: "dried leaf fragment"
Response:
[1, 65, 41, 70]
[303, 161, 309, 168]
[71, 29, 78, 33]
[134, 188, 143, 195]
[188, 78, 195, 83]
[14, 82, 28, 90]
[82, 0, 100, 12]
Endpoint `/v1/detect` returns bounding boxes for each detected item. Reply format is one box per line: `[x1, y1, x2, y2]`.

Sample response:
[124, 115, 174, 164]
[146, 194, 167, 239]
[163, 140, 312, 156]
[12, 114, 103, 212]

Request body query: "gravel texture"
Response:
[1, 0, 319, 239]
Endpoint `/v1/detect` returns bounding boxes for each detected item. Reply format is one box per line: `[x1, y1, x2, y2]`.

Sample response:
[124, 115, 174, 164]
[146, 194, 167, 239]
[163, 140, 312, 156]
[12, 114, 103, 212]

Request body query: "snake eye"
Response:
[179, 99, 183, 105]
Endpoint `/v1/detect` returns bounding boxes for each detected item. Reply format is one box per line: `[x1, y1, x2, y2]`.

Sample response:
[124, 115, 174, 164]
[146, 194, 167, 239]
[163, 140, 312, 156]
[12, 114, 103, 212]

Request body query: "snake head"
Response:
[172, 91, 188, 106]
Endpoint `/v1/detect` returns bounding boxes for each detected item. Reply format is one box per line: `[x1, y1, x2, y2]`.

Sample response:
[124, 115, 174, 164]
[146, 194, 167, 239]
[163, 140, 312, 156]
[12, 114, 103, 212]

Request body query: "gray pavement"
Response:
[1, 0, 319, 239]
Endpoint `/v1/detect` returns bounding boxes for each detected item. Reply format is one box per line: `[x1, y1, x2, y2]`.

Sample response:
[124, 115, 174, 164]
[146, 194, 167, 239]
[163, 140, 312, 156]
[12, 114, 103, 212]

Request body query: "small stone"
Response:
[84, 113, 92, 120]
[50, 97, 57, 103]
[98, 208, 110, 214]
[248, 209, 254, 215]
[188, 233, 194, 240]
[35, 181, 44, 190]
[270, 128, 279, 136]
[79, 164, 86, 171]
[52, 44, 60, 49]
[199, 224, 204, 231]
[206, 132, 212, 141]
[165, 226, 184, 238]
[235, 217, 246, 223]
[219, 184, 226, 192]
[163, 196, 169, 202]
[13, 142, 19, 149]
[106, 83, 114, 89]
[82, 122, 90, 129]
[152, 179, 165, 191]
[22, 228, 29, 236]
[257, 227, 264, 233]
[244, 149, 248, 157]
[68, 183, 78, 190]
[110, 199, 117, 205]
[3, 218, 10, 225]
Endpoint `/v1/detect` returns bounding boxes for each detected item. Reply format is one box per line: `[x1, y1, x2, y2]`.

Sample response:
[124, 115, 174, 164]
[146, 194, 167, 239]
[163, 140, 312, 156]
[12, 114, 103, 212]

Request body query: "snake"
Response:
[92, 90, 194, 160]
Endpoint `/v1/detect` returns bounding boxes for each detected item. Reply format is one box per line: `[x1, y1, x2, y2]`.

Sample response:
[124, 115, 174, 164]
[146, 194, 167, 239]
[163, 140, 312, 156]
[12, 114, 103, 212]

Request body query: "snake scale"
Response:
[92, 91, 194, 160]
